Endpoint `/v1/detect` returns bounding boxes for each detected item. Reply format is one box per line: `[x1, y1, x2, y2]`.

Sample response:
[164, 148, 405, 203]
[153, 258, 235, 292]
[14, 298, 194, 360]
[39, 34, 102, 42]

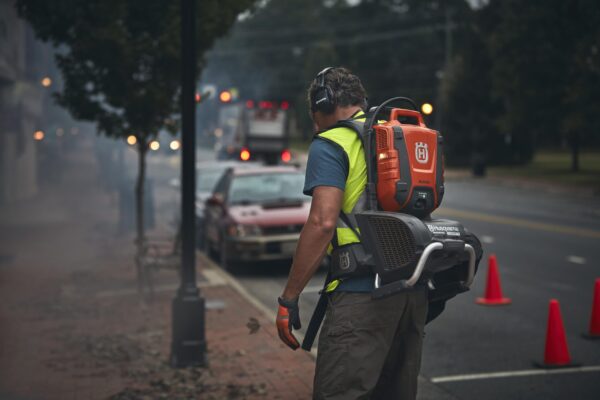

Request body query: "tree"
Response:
[443, 0, 600, 167]
[561, 0, 600, 171]
[17, 0, 255, 286]
[203, 0, 472, 138]
[442, 2, 504, 166]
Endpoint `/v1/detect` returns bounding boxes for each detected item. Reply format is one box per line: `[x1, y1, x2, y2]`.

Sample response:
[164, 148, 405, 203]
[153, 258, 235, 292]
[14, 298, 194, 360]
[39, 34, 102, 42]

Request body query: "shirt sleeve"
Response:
[303, 137, 349, 196]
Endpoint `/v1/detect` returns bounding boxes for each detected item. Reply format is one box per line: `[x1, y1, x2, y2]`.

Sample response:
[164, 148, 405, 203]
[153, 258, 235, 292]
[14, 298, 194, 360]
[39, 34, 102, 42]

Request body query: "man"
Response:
[276, 67, 428, 399]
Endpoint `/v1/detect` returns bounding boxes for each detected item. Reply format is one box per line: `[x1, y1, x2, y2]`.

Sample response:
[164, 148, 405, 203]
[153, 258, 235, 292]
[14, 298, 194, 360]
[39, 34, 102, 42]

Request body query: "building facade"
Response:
[0, 0, 53, 204]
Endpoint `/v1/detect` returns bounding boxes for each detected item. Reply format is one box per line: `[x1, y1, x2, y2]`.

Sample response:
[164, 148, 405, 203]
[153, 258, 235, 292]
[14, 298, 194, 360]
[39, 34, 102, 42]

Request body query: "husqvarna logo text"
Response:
[415, 142, 429, 164]
[339, 251, 351, 270]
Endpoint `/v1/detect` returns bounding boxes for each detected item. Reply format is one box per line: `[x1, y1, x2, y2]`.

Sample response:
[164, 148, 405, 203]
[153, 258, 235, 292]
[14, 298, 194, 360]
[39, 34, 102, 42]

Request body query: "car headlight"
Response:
[227, 223, 262, 237]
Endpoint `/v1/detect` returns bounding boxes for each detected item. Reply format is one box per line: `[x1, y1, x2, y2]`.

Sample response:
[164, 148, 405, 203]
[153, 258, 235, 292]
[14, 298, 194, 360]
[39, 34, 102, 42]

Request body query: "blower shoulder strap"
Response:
[333, 115, 379, 212]
[331, 118, 367, 145]
[339, 210, 361, 240]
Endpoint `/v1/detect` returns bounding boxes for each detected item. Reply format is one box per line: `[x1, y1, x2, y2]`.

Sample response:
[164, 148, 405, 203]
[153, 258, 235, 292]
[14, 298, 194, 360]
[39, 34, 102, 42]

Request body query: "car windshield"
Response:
[197, 169, 225, 192]
[228, 173, 307, 205]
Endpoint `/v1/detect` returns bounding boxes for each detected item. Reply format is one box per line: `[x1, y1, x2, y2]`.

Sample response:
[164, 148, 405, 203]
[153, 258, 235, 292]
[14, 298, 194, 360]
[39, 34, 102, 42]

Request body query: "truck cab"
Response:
[215, 99, 291, 165]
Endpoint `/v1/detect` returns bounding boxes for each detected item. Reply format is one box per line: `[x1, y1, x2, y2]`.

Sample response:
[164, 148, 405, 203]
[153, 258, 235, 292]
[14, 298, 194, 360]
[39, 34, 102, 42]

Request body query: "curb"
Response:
[198, 252, 318, 359]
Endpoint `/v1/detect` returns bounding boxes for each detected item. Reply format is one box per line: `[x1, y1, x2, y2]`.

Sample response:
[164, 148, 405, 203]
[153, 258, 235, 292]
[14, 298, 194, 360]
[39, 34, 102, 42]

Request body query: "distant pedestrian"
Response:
[276, 67, 428, 399]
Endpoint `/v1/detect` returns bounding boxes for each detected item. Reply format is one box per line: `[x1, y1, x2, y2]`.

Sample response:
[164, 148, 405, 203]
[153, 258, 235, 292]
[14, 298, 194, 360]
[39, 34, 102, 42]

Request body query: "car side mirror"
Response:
[206, 193, 224, 207]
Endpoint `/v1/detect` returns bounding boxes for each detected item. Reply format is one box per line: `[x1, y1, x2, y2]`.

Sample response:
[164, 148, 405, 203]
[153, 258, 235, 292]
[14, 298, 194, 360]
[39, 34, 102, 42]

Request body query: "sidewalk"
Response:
[0, 138, 314, 399]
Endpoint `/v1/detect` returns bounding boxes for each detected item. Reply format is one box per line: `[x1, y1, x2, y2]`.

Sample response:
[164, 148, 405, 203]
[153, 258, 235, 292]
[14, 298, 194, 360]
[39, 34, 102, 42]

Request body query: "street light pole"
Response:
[170, 0, 207, 368]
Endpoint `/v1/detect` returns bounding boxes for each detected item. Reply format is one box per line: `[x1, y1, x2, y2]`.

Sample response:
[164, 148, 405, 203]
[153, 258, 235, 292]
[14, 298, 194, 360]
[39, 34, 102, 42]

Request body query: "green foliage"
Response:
[201, 0, 599, 165]
[561, 0, 600, 139]
[16, 0, 255, 143]
[444, 0, 600, 165]
[203, 0, 469, 137]
[16, 0, 256, 258]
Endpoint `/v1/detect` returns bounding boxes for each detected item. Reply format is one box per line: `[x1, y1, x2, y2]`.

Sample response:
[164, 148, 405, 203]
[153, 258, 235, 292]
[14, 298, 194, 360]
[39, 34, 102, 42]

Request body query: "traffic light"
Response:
[219, 90, 232, 103]
[421, 103, 433, 115]
[240, 147, 251, 161]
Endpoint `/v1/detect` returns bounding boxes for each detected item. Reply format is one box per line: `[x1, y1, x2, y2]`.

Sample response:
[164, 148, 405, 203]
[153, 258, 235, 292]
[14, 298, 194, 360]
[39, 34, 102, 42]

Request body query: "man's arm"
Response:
[281, 185, 343, 300]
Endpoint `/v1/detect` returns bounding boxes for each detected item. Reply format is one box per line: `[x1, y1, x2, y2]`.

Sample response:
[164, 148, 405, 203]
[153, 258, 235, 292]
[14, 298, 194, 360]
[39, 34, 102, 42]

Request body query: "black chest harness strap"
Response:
[301, 210, 364, 351]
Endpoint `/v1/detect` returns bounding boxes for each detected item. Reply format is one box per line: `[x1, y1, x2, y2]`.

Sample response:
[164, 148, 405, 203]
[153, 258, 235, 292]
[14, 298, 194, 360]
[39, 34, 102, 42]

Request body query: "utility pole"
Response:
[170, 0, 207, 368]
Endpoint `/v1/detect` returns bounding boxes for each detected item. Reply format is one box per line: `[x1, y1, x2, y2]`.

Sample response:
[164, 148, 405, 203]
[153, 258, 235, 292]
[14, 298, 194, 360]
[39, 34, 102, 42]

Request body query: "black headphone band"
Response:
[316, 67, 334, 87]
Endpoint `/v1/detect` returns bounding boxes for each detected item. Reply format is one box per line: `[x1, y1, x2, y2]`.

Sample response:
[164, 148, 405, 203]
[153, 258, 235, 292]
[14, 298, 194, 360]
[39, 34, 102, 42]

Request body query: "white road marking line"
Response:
[430, 365, 600, 383]
[567, 255, 587, 265]
[481, 235, 495, 244]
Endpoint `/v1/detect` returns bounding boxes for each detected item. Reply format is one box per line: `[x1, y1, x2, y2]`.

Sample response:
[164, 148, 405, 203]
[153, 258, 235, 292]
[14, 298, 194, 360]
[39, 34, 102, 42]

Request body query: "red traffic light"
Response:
[240, 148, 251, 161]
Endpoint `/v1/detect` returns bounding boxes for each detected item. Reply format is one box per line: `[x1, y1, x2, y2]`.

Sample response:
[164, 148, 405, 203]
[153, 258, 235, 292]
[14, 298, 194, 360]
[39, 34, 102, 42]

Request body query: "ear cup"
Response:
[312, 67, 336, 114]
[313, 86, 335, 114]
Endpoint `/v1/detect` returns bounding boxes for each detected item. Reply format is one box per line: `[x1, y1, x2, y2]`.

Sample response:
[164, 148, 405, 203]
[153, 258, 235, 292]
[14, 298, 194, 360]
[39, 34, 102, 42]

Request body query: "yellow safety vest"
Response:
[315, 112, 368, 252]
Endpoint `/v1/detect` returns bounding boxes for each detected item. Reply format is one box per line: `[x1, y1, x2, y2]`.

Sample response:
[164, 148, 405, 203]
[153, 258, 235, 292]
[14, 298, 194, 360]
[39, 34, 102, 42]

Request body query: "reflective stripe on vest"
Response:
[316, 113, 367, 252]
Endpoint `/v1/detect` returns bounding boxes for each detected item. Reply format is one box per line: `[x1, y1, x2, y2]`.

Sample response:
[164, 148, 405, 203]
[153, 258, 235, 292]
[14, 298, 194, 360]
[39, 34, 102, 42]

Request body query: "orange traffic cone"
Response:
[476, 254, 511, 305]
[535, 299, 577, 368]
[583, 278, 600, 339]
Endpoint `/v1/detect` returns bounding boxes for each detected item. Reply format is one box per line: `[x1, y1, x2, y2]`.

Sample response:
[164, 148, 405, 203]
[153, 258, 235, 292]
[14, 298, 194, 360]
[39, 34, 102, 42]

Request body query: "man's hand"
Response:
[276, 296, 301, 350]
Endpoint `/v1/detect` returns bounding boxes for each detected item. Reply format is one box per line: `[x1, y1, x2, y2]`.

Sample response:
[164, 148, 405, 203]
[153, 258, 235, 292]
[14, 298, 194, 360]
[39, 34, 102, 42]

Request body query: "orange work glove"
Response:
[276, 296, 301, 350]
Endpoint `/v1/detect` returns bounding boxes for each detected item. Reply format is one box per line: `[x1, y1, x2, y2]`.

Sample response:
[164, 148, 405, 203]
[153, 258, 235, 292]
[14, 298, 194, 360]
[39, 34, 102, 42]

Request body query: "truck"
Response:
[214, 99, 292, 165]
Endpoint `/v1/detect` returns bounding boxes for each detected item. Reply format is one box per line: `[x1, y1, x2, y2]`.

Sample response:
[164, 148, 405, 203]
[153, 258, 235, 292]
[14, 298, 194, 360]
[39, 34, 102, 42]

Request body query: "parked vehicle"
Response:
[203, 165, 309, 269]
[195, 161, 260, 247]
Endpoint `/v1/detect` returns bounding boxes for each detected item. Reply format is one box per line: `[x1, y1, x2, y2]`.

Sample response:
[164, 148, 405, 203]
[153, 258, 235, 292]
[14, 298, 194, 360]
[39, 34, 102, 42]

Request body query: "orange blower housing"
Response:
[372, 108, 444, 217]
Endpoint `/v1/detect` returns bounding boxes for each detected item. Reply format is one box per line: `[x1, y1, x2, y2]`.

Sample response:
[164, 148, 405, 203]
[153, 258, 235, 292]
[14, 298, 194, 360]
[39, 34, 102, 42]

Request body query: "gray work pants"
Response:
[313, 289, 428, 400]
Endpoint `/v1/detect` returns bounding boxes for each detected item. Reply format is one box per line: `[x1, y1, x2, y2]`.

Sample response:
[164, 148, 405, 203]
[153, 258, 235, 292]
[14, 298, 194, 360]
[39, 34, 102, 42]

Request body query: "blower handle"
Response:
[389, 109, 425, 127]
[365, 96, 419, 130]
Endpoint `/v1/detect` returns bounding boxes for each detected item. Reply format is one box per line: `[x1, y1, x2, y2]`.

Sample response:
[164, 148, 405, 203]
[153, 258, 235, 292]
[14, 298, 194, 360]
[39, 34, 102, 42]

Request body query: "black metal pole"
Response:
[170, 0, 207, 368]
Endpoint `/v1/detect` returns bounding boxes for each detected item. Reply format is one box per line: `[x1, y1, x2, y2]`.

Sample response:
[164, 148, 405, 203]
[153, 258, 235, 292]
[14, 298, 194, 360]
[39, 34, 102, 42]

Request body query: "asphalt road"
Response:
[149, 149, 600, 399]
[229, 177, 600, 399]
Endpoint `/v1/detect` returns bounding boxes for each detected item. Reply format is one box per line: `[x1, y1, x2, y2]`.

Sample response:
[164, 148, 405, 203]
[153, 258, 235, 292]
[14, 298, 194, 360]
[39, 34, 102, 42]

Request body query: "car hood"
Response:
[228, 201, 310, 226]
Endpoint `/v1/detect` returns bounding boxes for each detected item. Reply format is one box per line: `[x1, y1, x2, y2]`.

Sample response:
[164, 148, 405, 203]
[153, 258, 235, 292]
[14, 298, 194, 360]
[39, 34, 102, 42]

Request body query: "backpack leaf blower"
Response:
[353, 97, 482, 300]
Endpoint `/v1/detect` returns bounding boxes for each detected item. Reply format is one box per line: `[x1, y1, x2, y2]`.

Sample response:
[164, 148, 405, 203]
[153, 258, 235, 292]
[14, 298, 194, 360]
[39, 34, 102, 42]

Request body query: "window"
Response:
[228, 173, 307, 205]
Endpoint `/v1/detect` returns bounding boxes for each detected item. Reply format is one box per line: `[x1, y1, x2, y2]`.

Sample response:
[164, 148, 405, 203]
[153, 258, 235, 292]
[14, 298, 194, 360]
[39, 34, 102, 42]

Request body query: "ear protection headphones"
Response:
[311, 67, 335, 114]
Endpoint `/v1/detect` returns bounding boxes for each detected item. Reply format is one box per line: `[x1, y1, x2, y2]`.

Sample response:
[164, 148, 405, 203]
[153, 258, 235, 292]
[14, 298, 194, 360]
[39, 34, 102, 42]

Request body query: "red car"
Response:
[203, 165, 310, 270]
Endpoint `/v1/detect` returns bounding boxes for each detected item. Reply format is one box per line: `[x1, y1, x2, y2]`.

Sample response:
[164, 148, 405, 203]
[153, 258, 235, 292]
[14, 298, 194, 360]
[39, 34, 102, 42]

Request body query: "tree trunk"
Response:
[570, 132, 580, 173]
[135, 141, 147, 292]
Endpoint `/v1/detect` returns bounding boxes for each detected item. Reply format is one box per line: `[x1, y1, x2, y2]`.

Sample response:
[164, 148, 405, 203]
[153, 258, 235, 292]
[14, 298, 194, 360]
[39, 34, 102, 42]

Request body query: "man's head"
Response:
[308, 67, 367, 130]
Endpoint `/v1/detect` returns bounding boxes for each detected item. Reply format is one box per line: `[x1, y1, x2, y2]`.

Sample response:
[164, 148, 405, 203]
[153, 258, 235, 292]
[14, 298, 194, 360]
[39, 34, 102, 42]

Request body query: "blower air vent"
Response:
[377, 130, 388, 150]
[368, 215, 416, 272]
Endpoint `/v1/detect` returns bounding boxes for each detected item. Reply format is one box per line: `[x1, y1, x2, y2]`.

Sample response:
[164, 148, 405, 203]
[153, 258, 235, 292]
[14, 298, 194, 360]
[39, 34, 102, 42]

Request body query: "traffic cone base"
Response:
[532, 360, 580, 369]
[475, 296, 512, 306]
[581, 333, 600, 340]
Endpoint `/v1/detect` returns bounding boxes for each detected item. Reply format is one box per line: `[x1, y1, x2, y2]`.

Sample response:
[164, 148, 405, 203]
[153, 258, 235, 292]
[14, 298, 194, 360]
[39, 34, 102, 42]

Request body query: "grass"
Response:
[288, 142, 600, 192]
[488, 150, 600, 190]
